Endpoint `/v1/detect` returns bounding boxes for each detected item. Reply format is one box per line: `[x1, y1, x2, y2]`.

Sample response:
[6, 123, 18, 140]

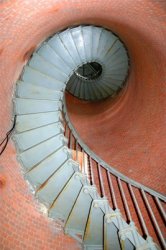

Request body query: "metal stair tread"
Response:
[65, 185, 97, 238]
[70, 26, 86, 64]
[14, 98, 62, 115]
[16, 81, 63, 100]
[15, 111, 62, 132]
[36, 160, 79, 208]
[18, 133, 67, 171]
[83, 199, 105, 248]
[59, 29, 82, 67]
[48, 172, 86, 222]
[48, 34, 77, 69]
[29, 52, 67, 82]
[26, 146, 72, 190]
[13, 122, 63, 151]
[22, 66, 65, 90]
[37, 43, 72, 75]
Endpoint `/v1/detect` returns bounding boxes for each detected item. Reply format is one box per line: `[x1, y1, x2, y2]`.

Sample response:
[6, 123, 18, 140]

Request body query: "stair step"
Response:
[13, 122, 63, 151]
[108, 58, 128, 70]
[102, 84, 115, 97]
[65, 186, 94, 238]
[14, 98, 62, 115]
[104, 78, 123, 89]
[48, 34, 77, 69]
[99, 79, 115, 91]
[37, 43, 72, 75]
[91, 82, 107, 99]
[107, 48, 127, 63]
[26, 146, 71, 190]
[96, 82, 114, 98]
[106, 68, 129, 79]
[83, 199, 105, 249]
[84, 83, 97, 101]
[16, 81, 63, 100]
[97, 29, 117, 60]
[67, 75, 78, 93]
[36, 160, 79, 207]
[15, 112, 62, 132]
[109, 65, 129, 75]
[81, 82, 92, 101]
[79, 81, 86, 99]
[49, 172, 86, 222]
[22, 66, 65, 90]
[82, 26, 92, 62]
[123, 239, 135, 250]
[109, 74, 126, 81]
[70, 26, 86, 64]
[104, 40, 123, 59]
[91, 27, 103, 61]
[18, 134, 67, 171]
[104, 213, 121, 250]
[72, 78, 82, 98]
[29, 53, 67, 82]
[59, 29, 82, 67]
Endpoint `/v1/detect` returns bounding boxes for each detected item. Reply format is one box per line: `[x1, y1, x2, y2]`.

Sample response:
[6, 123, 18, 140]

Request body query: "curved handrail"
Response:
[63, 97, 166, 202]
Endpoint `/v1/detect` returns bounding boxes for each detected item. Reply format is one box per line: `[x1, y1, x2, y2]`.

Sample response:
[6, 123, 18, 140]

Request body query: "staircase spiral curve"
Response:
[12, 25, 165, 250]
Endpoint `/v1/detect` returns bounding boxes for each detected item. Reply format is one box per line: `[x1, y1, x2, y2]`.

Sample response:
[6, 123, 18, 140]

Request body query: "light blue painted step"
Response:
[96, 82, 114, 97]
[82, 26, 92, 62]
[97, 30, 117, 60]
[18, 134, 67, 171]
[13, 122, 64, 151]
[104, 78, 123, 88]
[22, 66, 65, 90]
[15, 112, 62, 132]
[29, 53, 67, 82]
[103, 40, 123, 59]
[104, 213, 121, 250]
[83, 199, 105, 249]
[84, 83, 98, 101]
[26, 146, 71, 190]
[37, 44, 72, 76]
[101, 83, 115, 96]
[65, 186, 95, 239]
[90, 82, 106, 99]
[59, 29, 82, 67]
[14, 98, 62, 115]
[48, 35, 76, 69]
[108, 58, 128, 69]
[16, 81, 63, 100]
[79, 81, 85, 99]
[72, 78, 82, 97]
[49, 172, 85, 222]
[123, 239, 135, 250]
[36, 160, 79, 207]
[80, 83, 91, 100]
[107, 68, 129, 77]
[67, 75, 78, 93]
[70, 26, 86, 64]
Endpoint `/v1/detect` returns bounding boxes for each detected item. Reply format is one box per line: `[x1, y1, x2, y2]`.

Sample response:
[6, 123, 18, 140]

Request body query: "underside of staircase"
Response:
[11, 25, 166, 250]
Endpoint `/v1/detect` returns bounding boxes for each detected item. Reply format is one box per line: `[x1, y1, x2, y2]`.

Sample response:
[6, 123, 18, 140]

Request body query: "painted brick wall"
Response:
[0, 0, 165, 249]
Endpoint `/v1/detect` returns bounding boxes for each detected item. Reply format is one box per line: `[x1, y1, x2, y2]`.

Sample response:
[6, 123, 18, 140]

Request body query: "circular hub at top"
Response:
[57, 25, 129, 101]
[75, 62, 103, 81]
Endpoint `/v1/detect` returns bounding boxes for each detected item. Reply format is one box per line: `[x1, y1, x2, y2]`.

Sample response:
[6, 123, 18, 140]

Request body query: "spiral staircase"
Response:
[12, 25, 166, 250]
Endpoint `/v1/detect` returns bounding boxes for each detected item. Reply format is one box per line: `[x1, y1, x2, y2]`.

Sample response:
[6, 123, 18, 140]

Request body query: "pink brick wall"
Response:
[0, 0, 165, 249]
